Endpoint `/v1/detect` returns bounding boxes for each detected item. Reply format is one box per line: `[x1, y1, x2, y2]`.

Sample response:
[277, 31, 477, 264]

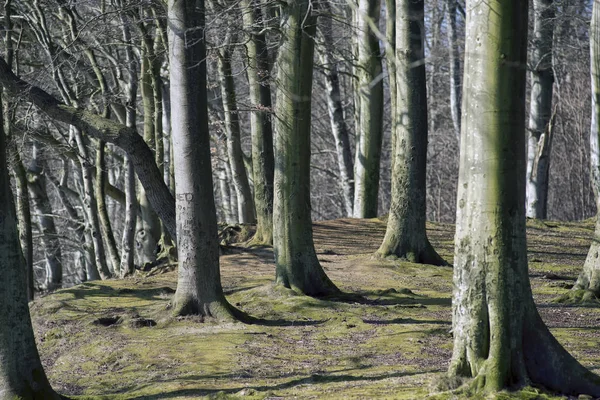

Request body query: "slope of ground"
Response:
[31, 217, 600, 399]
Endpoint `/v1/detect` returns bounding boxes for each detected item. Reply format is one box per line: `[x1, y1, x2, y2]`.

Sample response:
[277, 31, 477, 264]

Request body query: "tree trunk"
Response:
[352, 0, 384, 218]
[447, 0, 461, 141]
[217, 44, 256, 223]
[241, 0, 275, 245]
[376, 0, 445, 266]
[525, 0, 555, 219]
[136, 52, 161, 268]
[273, 0, 339, 296]
[119, 10, 139, 278]
[316, 1, 355, 217]
[0, 86, 60, 399]
[96, 140, 121, 275]
[169, 0, 238, 320]
[573, 1, 600, 300]
[448, 1, 600, 395]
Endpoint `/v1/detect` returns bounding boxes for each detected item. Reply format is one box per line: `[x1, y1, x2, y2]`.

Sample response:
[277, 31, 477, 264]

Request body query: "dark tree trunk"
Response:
[272, 0, 339, 296]
[0, 86, 60, 399]
[241, 0, 275, 245]
[376, 0, 445, 266]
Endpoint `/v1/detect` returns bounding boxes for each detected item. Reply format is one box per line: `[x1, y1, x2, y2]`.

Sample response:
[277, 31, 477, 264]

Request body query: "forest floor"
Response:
[31, 217, 600, 399]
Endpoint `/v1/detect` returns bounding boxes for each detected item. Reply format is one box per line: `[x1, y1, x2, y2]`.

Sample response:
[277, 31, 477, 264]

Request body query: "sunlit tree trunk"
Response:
[169, 0, 239, 319]
[448, 1, 600, 394]
[525, 0, 555, 219]
[273, 0, 339, 296]
[352, 0, 384, 218]
[241, 0, 275, 244]
[377, 0, 445, 265]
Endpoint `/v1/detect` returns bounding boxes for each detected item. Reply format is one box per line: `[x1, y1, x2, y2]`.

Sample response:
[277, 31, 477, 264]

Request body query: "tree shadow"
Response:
[124, 368, 443, 399]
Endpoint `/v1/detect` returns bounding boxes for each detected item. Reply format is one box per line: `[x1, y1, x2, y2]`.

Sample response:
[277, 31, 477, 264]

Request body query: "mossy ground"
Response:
[31, 218, 600, 399]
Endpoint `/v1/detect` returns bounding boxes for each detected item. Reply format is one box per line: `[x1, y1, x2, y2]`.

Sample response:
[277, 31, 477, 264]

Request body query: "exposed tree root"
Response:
[376, 238, 448, 267]
[170, 295, 249, 323]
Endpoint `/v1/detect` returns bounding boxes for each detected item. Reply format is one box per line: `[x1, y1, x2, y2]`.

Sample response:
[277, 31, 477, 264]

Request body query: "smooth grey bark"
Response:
[316, 2, 355, 217]
[352, 0, 384, 218]
[241, 0, 275, 245]
[448, 0, 600, 395]
[446, 0, 461, 140]
[0, 86, 60, 399]
[27, 144, 63, 290]
[573, 0, 600, 300]
[169, 0, 238, 319]
[119, 11, 138, 278]
[273, 0, 339, 296]
[525, 0, 555, 219]
[0, 57, 177, 240]
[217, 43, 256, 223]
[376, 0, 445, 266]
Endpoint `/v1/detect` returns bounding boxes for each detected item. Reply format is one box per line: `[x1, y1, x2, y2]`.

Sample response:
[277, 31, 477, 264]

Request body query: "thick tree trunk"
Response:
[0, 86, 60, 399]
[169, 0, 238, 319]
[448, 1, 600, 395]
[352, 0, 384, 218]
[447, 0, 461, 140]
[377, 0, 445, 265]
[273, 0, 339, 296]
[217, 45, 256, 223]
[0, 57, 177, 240]
[525, 0, 555, 219]
[27, 143, 63, 290]
[316, 2, 355, 217]
[573, 1, 600, 300]
[241, 0, 275, 245]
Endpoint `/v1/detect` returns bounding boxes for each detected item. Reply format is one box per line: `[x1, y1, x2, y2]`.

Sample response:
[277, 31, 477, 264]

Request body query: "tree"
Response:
[572, 0, 600, 301]
[0, 87, 61, 398]
[448, 0, 600, 394]
[377, 0, 445, 265]
[525, 0, 555, 219]
[272, 0, 339, 296]
[241, 0, 275, 245]
[169, 0, 240, 319]
[352, 0, 384, 218]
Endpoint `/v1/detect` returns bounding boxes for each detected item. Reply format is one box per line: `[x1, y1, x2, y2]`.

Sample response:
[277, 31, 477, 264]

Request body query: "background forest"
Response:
[1, 0, 594, 291]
